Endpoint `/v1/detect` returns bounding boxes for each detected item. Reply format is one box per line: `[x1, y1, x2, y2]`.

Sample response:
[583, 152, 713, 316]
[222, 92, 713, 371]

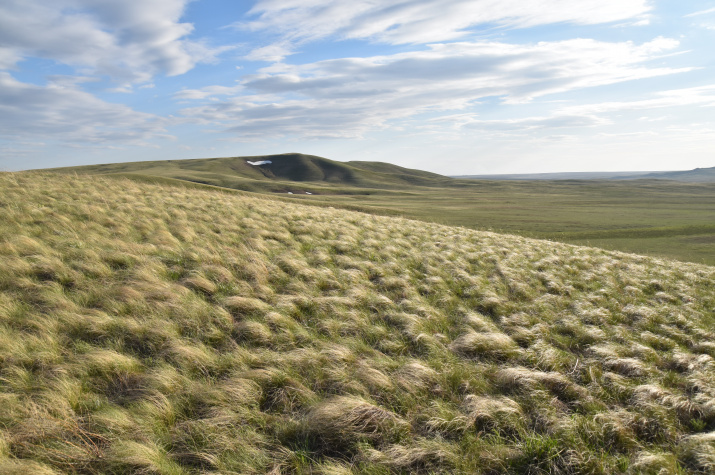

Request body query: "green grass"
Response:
[1, 171, 714, 474]
[48, 155, 715, 265]
[50, 153, 453, 191]
[302, 179, 715, 265]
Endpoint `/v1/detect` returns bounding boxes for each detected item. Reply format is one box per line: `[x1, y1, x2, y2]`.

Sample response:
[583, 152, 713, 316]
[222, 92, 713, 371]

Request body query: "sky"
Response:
[1, 0, 715, 175]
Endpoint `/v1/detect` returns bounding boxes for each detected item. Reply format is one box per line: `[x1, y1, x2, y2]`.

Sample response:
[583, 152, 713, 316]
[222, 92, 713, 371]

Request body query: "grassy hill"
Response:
[50, 153, 453, 194]
[45, 155, 715, 266]
[1, 172, 714, 474]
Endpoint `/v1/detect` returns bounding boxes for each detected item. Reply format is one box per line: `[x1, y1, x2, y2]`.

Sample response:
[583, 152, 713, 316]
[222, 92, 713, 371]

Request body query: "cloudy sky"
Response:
[2, 0, 714, 174]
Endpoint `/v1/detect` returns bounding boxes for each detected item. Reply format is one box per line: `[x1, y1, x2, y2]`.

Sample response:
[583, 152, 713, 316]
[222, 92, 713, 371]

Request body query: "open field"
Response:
[1, 172, 714, 473]
[51, 155, 715, 266]
[286, 179, 715, 266]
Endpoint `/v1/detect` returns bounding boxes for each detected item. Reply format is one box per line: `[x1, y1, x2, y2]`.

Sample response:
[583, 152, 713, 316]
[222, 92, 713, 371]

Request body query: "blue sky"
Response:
[1, 0, 714, 174]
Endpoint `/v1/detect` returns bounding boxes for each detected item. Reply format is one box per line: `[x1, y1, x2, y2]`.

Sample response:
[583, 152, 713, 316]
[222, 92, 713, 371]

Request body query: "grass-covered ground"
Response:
[285, 179, 715, 266]
[52, 155, 715, 265]
[1, 172, 714, 474]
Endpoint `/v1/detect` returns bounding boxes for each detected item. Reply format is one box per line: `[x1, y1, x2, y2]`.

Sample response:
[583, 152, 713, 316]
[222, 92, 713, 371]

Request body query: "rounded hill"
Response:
[50, 153, 455, 192]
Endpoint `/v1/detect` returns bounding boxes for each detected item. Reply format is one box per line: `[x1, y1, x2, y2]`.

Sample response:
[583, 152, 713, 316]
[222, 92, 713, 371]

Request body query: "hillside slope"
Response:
[46, 156, 715, 266]
[50, 153, 455, 193]
[1, 172, 714, 474]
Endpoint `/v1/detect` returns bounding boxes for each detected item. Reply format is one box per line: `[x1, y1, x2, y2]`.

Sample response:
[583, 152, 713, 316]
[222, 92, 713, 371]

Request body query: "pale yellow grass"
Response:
[0, 172, 713, 474]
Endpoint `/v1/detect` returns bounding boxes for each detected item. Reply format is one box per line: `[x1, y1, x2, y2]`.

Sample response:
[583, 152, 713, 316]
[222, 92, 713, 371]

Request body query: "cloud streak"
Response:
[238, 0, 652, 60]
[456, 114, 609, 131]
[684, 7, 715, 18]
[179, 37, 688, 139]
[443, 85, 715, 135]
[559, 85, 715, 116]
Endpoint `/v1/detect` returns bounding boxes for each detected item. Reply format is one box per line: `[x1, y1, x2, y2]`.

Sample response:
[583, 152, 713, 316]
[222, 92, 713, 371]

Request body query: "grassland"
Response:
[1, 171, 714, 474]
[51, 155, 715, 265]
[282, 179, 715, 266]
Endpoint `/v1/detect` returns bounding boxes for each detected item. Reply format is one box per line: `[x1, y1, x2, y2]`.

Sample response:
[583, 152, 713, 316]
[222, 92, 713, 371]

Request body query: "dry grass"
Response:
[0, 171, 714, 473]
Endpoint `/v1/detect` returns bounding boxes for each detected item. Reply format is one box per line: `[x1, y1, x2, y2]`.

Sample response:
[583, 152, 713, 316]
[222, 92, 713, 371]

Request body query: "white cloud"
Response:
[0, 72, 170, 145]
[174, 84, 245, 101]
[239, 0, 652, 58]
[0, 48, 21, 70]
[684, 7, 715, 17]
[179, 37, 687, 139]
[244, 43, 294, 62]
[450, 85, 715, 137]
[0, 0, 227, 84]
[629, 18, 651, 26]
[560, 85, 715, 116]
[457, 114, 609, 131]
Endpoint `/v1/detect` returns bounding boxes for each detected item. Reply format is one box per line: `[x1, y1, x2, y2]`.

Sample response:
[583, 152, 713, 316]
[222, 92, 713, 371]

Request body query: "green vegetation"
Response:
[51, 153, 453, 193]
[52, 154, 715, 265]
[1, 172, 714, 473]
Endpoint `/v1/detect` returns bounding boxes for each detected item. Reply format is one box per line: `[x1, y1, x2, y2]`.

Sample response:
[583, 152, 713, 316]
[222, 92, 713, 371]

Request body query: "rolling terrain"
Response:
[1, 171, 714, 474]
[455, 171, 650, 181]
[632, 167, 715, 183]
[49, 154, 715, 265]
[51, 153, 454, 194]
[456, 166, 715, 182]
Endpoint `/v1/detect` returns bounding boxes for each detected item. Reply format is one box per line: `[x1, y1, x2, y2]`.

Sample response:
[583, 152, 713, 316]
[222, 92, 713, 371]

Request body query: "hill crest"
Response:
[50, 153, 454, 192]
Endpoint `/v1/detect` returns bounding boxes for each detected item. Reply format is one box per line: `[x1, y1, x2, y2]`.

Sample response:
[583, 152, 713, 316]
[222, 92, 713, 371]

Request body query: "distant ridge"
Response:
[48, 153, 454, 193]
[456, 166, 715, 182]
[454, 171, 648, 181]
[634, 166, 715, 182]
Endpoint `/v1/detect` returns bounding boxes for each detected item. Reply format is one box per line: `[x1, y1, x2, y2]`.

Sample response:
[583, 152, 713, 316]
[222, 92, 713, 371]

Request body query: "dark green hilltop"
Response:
[49, 153, 455, 194]
[45, 153, 715, 265]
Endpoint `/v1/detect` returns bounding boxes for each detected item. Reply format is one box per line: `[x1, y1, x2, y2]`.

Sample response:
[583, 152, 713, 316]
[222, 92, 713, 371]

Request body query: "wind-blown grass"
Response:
[50, 154, 715, 265]
[0, 172, 714, 473]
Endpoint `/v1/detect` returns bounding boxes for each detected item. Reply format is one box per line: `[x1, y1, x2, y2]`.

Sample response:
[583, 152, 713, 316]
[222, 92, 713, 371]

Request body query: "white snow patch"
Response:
[287, 192, 293, 194]
[305, 192, 312, 195]
[246, 160, 272, 166]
